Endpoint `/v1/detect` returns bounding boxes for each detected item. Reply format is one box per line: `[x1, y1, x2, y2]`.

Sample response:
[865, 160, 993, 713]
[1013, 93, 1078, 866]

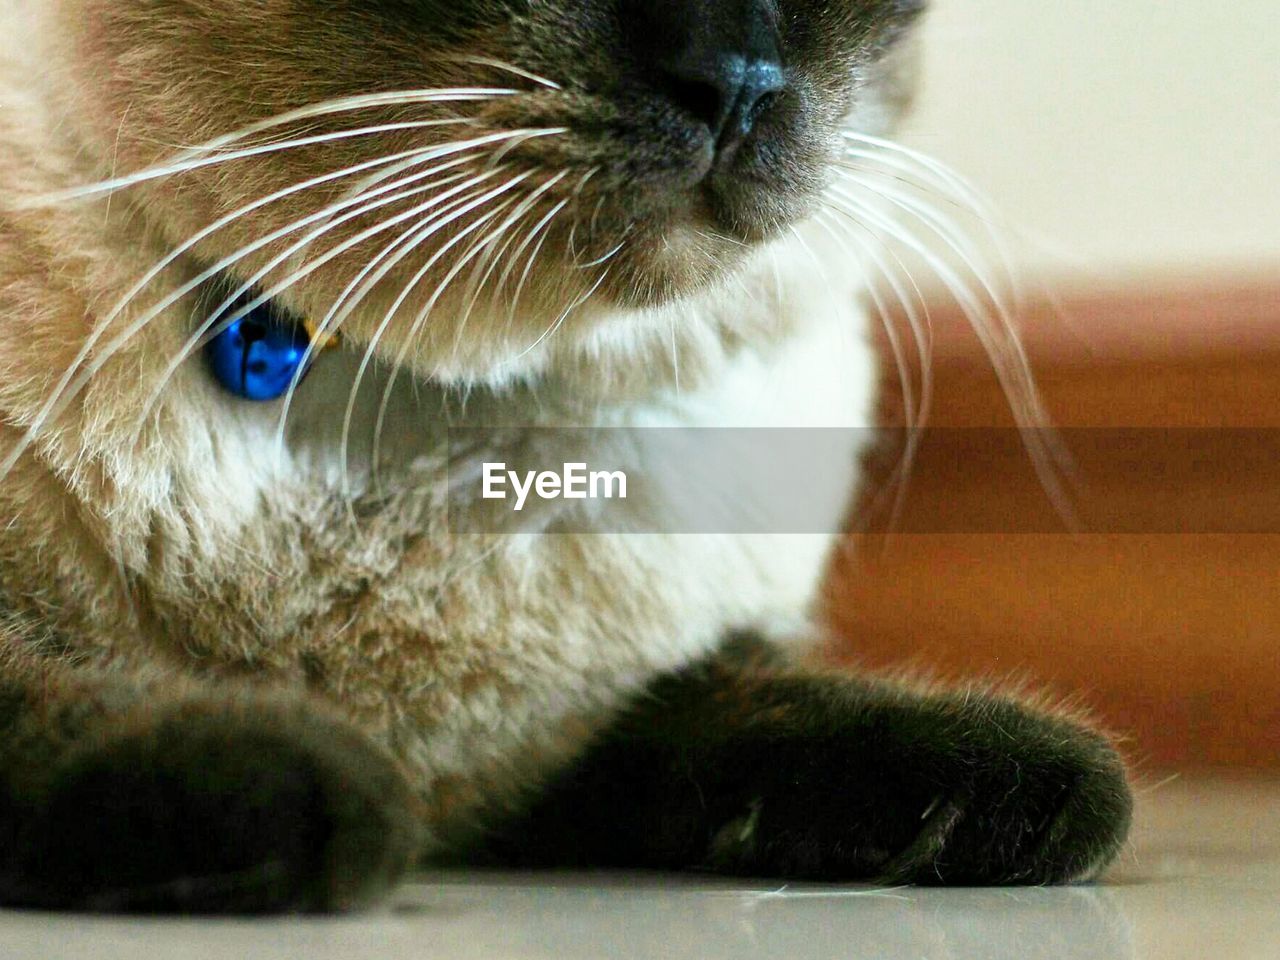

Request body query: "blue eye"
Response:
[205, 303, 314, 402]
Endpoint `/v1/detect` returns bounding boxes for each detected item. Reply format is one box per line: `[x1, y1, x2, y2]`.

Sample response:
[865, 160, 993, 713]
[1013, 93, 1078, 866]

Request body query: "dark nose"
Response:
[636, 0, 786, 160]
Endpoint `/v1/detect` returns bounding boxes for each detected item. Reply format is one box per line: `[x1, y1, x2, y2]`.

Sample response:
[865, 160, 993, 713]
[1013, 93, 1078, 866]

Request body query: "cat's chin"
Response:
[579, 201, 796, 311]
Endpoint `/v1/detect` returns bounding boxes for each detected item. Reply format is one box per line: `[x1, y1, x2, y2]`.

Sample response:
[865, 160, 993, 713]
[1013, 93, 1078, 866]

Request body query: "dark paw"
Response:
[707, 696, 1133, 885]
[876, 714, 1133, 884]
[2, 704, 421, 913]
[455, 655, 1132, 887]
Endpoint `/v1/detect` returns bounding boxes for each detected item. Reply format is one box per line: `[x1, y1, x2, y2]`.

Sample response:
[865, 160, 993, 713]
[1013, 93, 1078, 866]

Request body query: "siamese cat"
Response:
[0, 0, 1131, 912]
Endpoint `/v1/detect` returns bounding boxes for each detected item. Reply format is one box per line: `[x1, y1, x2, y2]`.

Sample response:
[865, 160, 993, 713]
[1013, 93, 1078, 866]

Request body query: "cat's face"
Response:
[57, 0, 924, 381]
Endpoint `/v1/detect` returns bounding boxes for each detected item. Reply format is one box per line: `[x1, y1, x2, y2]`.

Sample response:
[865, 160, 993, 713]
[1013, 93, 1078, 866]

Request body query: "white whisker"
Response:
[669, 316, 681, 395]
[370, 180, 558, 473]
[828, 178, 1038, 436]
[813, 211, 916, 429]
[28, 89, 523, 205]
[273, 205, 474, 460]
[2, 175, 459, 482]
[445, 56, 563, 91]
[824, 184, 1077, 525]
[502, 197, 571, 329]
[36, 120, 486, 206]
[131, 168, 520, 444]
[842, 132, 1031, 330]
[575, 232, 629, 270]
[844, 133, 1086, 477]
[827, 186, 1015, 388]
[842, 132, 1007, 231]
[502, 265, 611, 368]
[822, 181, 936, 417]
[813, 206, 931, 532]
[451, 172, 571, 347]
[115, 169, 485, 431]
[337, 176, 532, 507]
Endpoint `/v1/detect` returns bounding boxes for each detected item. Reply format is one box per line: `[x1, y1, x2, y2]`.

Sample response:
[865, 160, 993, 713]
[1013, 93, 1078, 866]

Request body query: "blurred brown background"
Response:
[821, 277, 1280, 773]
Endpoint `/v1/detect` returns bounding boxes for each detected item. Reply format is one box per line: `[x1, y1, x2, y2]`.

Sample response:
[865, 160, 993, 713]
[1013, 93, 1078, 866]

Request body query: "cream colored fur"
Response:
[0, 0, 877, 849]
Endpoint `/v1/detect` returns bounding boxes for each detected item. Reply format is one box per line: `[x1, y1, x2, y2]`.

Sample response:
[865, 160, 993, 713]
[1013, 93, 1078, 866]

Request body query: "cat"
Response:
[0, 0, 1131, 912]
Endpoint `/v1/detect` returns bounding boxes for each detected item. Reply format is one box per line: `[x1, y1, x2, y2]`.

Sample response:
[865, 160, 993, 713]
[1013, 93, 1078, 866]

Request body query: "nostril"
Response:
[665, 73, 736, 138]
[749, 89, 779, 126]
[660, 54, 785, 156]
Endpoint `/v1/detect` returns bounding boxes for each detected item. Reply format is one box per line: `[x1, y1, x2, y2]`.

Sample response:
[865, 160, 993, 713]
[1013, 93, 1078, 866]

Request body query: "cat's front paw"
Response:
[705, 693, 1132, 886]
[871, 701, 1133, 885]
[3, 702, 422, 913]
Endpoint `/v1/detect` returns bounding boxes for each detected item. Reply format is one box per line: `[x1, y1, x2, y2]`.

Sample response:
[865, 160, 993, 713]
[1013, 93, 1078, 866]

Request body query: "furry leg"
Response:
[0, 628, 421, 913]
[473, 635, 1133, 885]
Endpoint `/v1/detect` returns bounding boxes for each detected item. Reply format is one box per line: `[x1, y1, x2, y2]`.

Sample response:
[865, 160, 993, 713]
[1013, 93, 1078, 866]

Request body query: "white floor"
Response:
[3, 778, 1277, 960]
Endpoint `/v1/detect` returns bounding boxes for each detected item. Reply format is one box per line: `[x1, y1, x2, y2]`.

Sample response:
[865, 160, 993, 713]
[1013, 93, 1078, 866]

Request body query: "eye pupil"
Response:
[238, 319, 268, 344]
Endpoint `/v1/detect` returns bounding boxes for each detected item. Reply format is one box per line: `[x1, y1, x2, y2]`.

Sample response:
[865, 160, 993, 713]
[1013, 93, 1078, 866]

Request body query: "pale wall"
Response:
[899, 0, 1280, 280]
